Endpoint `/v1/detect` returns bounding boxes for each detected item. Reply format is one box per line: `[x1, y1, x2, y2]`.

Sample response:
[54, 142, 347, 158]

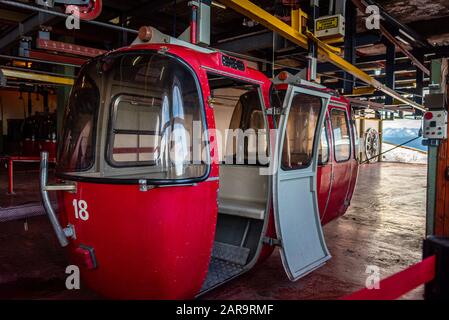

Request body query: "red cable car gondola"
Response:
[22, 113, 40, 157]
[40, 30, 358, 299]
[22, 112, 57, 158]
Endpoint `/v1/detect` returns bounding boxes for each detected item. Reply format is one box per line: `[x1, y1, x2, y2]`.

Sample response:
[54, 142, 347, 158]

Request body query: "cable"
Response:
[360, 135, 422, 164]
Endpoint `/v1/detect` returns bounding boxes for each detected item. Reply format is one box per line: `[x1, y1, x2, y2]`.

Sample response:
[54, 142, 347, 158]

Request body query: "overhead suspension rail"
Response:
[350, 0, 430, 76]
[0, 67, 75, 85]
[0, 54, 80, 69]
[218, 0, 426, 112]
[0, 0, 138, 34]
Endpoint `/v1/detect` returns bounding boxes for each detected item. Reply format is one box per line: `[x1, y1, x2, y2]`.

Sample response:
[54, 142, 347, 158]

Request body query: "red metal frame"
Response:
[36, 38, 106, 58]
[342, 255, 436, 300]
[1, 156, 56, 194]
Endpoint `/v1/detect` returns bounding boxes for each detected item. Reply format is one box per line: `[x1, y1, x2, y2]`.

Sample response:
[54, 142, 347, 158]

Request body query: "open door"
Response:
[272, 85, 331, 281]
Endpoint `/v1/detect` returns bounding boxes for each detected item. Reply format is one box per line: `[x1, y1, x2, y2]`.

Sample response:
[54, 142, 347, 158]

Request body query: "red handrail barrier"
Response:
[342, 255, 436, 300]
[1, 156, 56, 194]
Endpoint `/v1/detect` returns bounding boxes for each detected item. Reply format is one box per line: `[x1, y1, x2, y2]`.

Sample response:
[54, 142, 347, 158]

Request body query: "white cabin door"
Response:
[273, 85, 331, 281]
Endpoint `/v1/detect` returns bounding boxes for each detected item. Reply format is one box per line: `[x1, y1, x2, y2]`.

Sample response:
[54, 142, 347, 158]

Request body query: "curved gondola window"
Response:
[58, 69, 99, 172]
[106, 53, 207, 180]
[318, 124, 330, 165]
[281, 94, 322, 170]
[331, 109, 351, 162]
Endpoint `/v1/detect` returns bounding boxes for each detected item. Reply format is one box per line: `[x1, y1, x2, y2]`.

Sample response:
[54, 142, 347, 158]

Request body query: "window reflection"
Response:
[281, 94, 322, 170]
[331, 109, 351, 162]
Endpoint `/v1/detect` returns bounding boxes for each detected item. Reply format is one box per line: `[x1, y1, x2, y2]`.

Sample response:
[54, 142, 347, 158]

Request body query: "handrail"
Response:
[342, 255, 436, 300]
[40, 152, 76, 247]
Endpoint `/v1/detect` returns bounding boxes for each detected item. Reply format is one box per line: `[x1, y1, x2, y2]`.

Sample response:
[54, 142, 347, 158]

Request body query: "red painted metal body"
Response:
[60, 182, 218, 299]
[1, 155, 56, 194]
[36, 39, 106, 58]
[55, 44, 358, 299]
[320, 95, 359, 224]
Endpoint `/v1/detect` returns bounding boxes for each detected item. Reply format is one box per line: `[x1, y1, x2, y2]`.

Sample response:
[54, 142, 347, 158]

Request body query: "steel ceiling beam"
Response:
[218, 0, 426, 111]
[0, 1, 138, 39]
[351, 0, 430, 76]
[361, 0, 430, 48]
[1, 67, 75, 85]
[215, 31, 381, 54]
[0, 11, 54, 51]
[318, 60, 415, 74]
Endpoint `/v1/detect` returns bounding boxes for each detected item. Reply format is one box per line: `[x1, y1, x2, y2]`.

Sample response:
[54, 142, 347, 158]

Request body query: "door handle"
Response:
[40, 152, 76, 247]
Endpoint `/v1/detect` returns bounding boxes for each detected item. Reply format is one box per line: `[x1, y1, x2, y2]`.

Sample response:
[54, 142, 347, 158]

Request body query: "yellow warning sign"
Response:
[316, 17, 339, 31]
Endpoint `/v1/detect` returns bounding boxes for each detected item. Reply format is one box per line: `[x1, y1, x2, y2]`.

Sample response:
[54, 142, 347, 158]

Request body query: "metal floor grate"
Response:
[201, 257, 243, 292]
[212, 241, 250, 266]
[0, 202, 57, 223]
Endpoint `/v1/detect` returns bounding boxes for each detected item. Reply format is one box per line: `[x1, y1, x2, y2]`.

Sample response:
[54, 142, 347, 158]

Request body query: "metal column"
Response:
[384, 40, 396, 105]
[426, 59, 448, 236]
[343, 0, 356, 94]
[415, 50, 425, 106]
[307, 0, 319, 82]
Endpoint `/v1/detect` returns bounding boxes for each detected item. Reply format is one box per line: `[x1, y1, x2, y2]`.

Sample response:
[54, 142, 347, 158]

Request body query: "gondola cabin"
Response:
[22, 112, 57, 159]
[40, 28, 358, 299]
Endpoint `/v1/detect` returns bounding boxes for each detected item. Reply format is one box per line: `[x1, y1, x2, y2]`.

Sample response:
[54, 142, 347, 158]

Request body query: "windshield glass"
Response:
[58, 51, 208, 182]
[57, 64, 99, 172]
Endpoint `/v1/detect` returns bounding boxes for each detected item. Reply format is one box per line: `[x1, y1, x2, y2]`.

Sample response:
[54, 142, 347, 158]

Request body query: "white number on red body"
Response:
[72, 199, 89, 221]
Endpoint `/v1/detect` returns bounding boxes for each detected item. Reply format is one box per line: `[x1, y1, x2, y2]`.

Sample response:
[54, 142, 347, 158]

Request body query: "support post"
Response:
[427, 144, 439, 235]
[190, 3, 198, 45]
[428, 58, 449, 236]
[119, 13, 129, 47]
[423, 236, 449, 300]
[384, 40, 396, 105]
[7, 157, 13, 194]
[343, 0, 356, 94]
[307, 0, 319, 82]
[378, 116, 383, 163]
[415, 50, 425, 105]
[359, 117, 365, 162]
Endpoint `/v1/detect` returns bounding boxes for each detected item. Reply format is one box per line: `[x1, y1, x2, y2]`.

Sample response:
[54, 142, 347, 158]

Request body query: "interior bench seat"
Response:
[218, 165, 268, 220]
[218, 198, 265, 220]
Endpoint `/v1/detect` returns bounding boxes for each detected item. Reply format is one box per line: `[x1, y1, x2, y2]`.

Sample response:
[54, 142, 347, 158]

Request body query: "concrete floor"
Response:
[0, 164, 42, 208]
[0, 162, 427, 300]
[0, 163, 56, 223]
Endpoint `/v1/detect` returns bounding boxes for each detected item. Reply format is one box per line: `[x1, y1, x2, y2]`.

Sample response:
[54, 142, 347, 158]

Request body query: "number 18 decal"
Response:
[73, 199, 89, 221]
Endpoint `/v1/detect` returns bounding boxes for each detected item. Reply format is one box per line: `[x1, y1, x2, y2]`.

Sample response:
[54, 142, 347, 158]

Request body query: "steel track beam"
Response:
[219, 0, 426, 112]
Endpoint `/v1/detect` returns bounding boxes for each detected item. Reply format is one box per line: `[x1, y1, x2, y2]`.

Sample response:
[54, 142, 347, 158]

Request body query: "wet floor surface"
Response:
[0, 163, 57, 209]
[0, 162, 426, 300]
[204, 162, 427, 300]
